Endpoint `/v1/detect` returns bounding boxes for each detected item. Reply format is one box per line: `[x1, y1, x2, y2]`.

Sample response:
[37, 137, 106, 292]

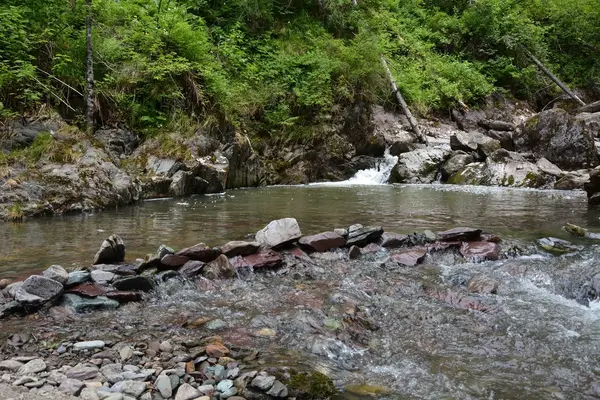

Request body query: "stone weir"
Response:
[0, 218, 504, 400]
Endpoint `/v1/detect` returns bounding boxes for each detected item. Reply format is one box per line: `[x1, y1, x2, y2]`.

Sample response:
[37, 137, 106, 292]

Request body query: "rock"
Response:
[486, 130, 514, 151]
[105, 291, 143, 303]
[442, 151, 474, 179]
[437, 227, 482, 241]
[120, 346, 134, 361]
[226, 132, 263, 189]
[205, 319, 228, 331]
[515, 109, 599, 170]
[478, 119, 515, 131]
[12, 376, 35, 386]
[460, 241, 501, 262]
[42, 265, 69, 284]
[299, 232, 345, 252]
[5, 281, 23, 298]
[95, 128, 139, 157]
[93, 264, 138, 276]
[537, 237, 582, 255]
[93, 235, 126, 265]
[0, 360, 24, 372]
[146, 157, 182, 178]
[66, 364, 99, 380]
[73, 340, 105, 351]
[217, 379, 234, 392]
[219, 241, 261, 257]
[348, 245, 361, 259]
[391, 249, 427, 266]
[389, 147, 450, 184]
[585, 166, 600, 204]
[113, 276, 155, 292]
[450, 131, 501, 159]
[563, 223, 589, 238]
[448, 150, 552, 188]
[111, 380, 147, 397]
[251, 374, 275, 391]
[256, 218, 302, 248]
[17, 358, 46, 375]
[65, 282, 108, 298]
[100, 364, 124, 384]
[555, 171, 589, 190]
[206, 343, 230, 358]
[536, 158, 563, 177]
[15, 275, 63, 306]
[233, 249, 283, 269]
[203, 255, 236, 280]
[266, 380, 288, 397]
[176, 243, 221, 263]
[0, 278, 11, 290]
[175, 383, 201, 400]
[65, 271, 91, 287]
[91, 270, 117, 285]
[60, 294, 120, 313]
[378, 232, 408, 249]
[155, 375, 172, 398]
[467, 275, 499, 294]
[346, 224, 383, 247]
[178, 260, 205, 278]
[160, 254, 190, 269]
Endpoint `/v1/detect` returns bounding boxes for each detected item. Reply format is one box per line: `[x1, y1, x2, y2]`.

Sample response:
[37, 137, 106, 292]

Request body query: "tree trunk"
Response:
[524, 48, 586, 107]
[380, 57, 427, 144]
[578, 100, 600, 114]
[86, 0, 95, 135]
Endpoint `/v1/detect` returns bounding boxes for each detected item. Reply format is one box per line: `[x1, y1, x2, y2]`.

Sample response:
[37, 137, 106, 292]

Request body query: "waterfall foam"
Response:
[310, 149, 398, 186]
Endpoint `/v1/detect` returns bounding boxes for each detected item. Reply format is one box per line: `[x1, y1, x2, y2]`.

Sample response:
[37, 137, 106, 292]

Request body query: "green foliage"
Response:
[0, 0, 598, 142]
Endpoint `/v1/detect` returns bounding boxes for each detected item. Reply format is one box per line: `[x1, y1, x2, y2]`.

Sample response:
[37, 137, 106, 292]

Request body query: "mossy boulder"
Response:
[389, 147, 450, 184]
[515, 108, 599, 170]
[287, 370, 339, 399]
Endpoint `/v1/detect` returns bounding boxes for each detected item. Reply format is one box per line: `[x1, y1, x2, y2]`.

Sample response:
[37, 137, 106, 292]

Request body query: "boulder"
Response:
[113, 276, 155, 292]
[386, 130, 417, 156]
[391, 249, 427, 266]
[95, 128, 139, 157]
[93, 235, 126, 265]
[459, 241, 500, 262]
[65, 271, 91, 287]
[438, 227, 482, 242]
[146, 157, 182, 178]
[442, 151, 474, 180]
[299, 232, 345, 252]
[389, 147, 450, 184]
[478, 119, 515, 131]
[42, 265, 69, 284]
[346, 224, 383, 247]
[59, 294, 120, 313]
[575, 112, 600, 137]
[219, 241, 261, 257]
[15, 275, 63, 306]
[514, 108, 599, 170]
[537, 237, 582, 255]
[448, 150, 553, 188]
[450, 131, 501, 159]
[91, 270, 116, 285]
[226, 132, 263, 189]
[176, 243, 221, 263]
[255, 218, 302, 248]
[555, 171, 589, 190]
[378, 232, 409, 248]
[536, 157, 563, 177]
[585, 166, 600, 204]
[203, 255, 236, 280]
[160, 254, 190, 269]
[233, 249, 283, 269]
[486, 130, 514, 151]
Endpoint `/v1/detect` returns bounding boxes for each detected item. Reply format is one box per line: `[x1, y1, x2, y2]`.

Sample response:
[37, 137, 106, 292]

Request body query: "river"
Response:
[2, 158, 600, 399]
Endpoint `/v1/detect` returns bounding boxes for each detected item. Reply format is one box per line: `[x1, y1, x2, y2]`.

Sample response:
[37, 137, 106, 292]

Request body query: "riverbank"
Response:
[3, 217, 600, 398]
[2, 98, 600, 221]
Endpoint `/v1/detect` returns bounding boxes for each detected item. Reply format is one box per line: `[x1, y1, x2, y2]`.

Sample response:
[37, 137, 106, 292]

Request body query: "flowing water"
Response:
[3, 162, 600, 399]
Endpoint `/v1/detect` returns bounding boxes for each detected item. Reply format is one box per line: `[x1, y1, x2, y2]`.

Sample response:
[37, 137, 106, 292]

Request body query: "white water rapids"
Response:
[311, 149, 399, 186]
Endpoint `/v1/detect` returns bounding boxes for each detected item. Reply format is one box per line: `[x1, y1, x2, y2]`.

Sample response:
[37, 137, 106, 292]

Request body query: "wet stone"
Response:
[233, 250, 283, 269]
[251, 373, 275, 391]
[93, 234, 126, 265]
[220, 241, 261, 257]
[105, 291, 143, 303]
[379, 232, 409, 248]
[178, 260, 205, 278]
[60, 294, 120, 313]
[42, 265, 69, 285]
[65, 282, 108, 298]
[467, 275, 500, 294]
[160, 254, 190, 269]
[176, 243, 221, 263]
[437, 227, 482, 242]
[91, 270, 116, 285]
[460, 241, 501, 262]
[255, 218, 302, 248]
[266, 380, 288, 397]
[391, 249, 427, 266]
[346, 224, 383, 247]
[113, 276, 155, 292]
[15, 275, 63, 306]
[348, 245, 361, 260]
[299, 232, 346, 252]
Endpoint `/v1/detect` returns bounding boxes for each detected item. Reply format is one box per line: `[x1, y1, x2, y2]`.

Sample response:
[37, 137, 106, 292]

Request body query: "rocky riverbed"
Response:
[2, 98, 600, 221]
[3, 217, 600, 399]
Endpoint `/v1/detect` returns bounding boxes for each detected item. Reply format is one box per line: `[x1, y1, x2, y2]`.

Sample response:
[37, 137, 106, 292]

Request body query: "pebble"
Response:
[66, 364, 99, 380]
[266, 380, 288, 397]
[0, 360, 24, 372]
[13, 376, 36, 386]
[73, 341, 106, 351]
[120, 346, 134, 361]
[159, 341, 173, 353]
[59, 378, 85, 396]
[110, 380, 147, 397]
[24, 379, 46, 388]
[217, 379, 233, 392]
[205, 319, 228, 331]
[197, 384, 215, 394]
[250, 374, 275, 391]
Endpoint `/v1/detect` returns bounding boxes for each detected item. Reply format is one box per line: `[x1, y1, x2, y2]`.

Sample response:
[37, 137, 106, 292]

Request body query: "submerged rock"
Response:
[537, 237, 583, 255]
[59, 294, 119, 313]
[203, 255, 236, 280]
[467, 275, 499, 294]
[93, 235, 126, 265]
[256, 218, 302, 248]
[459, 241, 501, 262]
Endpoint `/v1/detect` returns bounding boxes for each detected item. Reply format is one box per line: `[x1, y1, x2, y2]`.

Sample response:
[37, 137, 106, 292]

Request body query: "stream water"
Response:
[3, 161, 600, 399]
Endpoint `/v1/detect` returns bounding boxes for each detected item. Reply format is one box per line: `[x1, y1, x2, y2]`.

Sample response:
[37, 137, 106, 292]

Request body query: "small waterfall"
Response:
[344, 149, 398, 185]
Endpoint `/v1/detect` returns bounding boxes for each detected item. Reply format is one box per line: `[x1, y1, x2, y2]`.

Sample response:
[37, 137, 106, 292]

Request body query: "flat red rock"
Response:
[233, 250, 283, 269]
[437, 227, 482, 241]
[391, 249, 427, 266]
[460, 241, 501, 262]
[65, 283, 107, 298]
[299, 232, 345, 252]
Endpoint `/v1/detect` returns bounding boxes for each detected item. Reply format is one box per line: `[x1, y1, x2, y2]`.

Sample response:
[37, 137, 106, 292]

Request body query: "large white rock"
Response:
[255, 218, 302, 248]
